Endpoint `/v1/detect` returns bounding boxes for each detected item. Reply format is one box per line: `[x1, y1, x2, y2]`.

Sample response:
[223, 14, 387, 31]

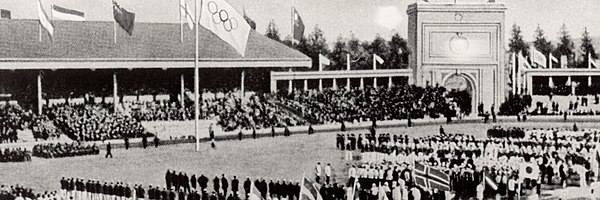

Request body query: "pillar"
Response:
[270, 79, 277, 93]
[589, 76, 592, 86]
[240, 70, 245, 102]
[288, 79, 293, 94]
[346, 78, 351, 90]
[526, 75, 533, 95]
[548, 76, 554, 88]
[373, 77, 378, 88]
[113, 72, 118, 113]
[388, 77, 393, 88]
[37, 71, 42, 115]
[360, 78, 364, 89]
[180, 74, 185, 109]
[318, 79, 323, 91]
[303, 79, 308, 91]
[332, 79, 338, 90]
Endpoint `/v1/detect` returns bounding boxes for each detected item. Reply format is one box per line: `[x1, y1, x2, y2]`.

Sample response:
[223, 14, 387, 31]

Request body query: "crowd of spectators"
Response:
[0, 104, 34, 143]
[0, 148, 31, 162]
[32, 142, 99, 158]
[279, 85, 449, 125]
[125, 100, 193, 121]
[0, 184, 49, 200]
[43, 103, 148, 141]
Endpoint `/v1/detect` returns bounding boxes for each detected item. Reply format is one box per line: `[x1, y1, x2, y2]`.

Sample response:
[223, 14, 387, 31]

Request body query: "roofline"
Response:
[0, 58, 311, 70]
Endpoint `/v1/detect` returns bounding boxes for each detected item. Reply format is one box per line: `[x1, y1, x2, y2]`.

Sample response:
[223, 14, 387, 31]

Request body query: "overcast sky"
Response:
[2, 0, 600, 45]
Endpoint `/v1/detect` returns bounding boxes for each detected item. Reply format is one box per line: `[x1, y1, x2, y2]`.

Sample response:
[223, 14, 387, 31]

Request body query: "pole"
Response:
[299, 172, 305, 200]
[346, 54, 350, 71]
[37, 71, 43, 115]
[240, 70, 245, 103]
[113, 72, 118, 113]
[180, 0, 184, 43]
[39, 24, 42, 42]
[194, 0, 201, 152]
[180, 74, 185, 109]
[113, 21, 117, 43]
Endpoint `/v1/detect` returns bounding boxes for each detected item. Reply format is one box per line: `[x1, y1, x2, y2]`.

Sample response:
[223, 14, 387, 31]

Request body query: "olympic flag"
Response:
[199, 0, 251, 57]
[37, 0, 54, 38]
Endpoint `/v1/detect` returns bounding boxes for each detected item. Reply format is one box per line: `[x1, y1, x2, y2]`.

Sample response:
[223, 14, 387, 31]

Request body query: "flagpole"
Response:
[114, 21, 117, 43]
[299, 172, 305, 200]
[194, 0, 201, 152]
[39, 24, 42, 42]
[179, 0, 183, 43]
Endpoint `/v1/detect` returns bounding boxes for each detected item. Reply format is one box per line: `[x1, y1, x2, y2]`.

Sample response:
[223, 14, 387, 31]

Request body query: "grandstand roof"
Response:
[0, 19, 311, 70]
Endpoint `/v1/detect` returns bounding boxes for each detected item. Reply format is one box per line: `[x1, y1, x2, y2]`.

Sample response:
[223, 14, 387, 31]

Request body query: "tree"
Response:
[508, 24, 529, 55]
[553, 24, 575, 65]
[328, 35, 348, 70]
[532, 25, 554, 57]
[265, 20, 280, 42]
[243, 14, 256, 30]
[388, 33, 409, 69]
[305, 25, 330, 70]
[580, 27, 598, 68]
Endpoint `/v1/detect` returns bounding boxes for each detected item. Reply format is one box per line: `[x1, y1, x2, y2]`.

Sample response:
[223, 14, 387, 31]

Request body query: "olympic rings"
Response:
[207, 1, 238, 32]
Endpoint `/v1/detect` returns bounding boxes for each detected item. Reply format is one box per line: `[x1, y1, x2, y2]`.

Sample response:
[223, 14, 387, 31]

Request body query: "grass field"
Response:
[2, 120, 599, 198]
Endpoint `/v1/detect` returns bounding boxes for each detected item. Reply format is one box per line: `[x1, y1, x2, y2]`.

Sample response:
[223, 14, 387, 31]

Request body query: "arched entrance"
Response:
[443, 73, 477, 116]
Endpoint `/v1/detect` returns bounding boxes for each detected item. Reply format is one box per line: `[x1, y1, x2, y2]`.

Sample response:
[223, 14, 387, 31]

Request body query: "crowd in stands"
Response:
[0, 148, 31, 162]
[335, 125, 600, 200]
[125, 100, 193, 121]
[32, 142, 99, 158]
[0, 104, 34, 143]
[279, 85, 449, 125]
[43, 103, 148, 141]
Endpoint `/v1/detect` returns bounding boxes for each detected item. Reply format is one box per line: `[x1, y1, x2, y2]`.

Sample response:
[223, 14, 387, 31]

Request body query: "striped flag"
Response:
[37, 0, 54, 37]
[51, 5, 85, 21]
[299, 176, 322, 200]
[549, 53, 558, 68]
[414, 162, 451, 191]
[484, 174, 498, 190]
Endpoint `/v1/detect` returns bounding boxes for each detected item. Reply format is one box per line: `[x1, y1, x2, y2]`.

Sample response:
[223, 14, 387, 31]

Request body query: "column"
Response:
[346, 78, 351, 90]
[388, 77, 393, 88]
[548, 76, 554, 88]
[360, 78, 364, 89]
[113, 72, 118, 113]
[303, 79, 308, 91]
[332, 79, 338, 90]
[567, 76, 573, 95]
[318, 79, 323, 91]
[240, 70, 245, 103]
[373, 77, 378, 88]
[589, 76, 592, 86]
[270, 79, 277, 93]
[180, 74, 185, 109]
[288, 79, 293, 94]
[526, 75, 533, 95]
[37, 71, 42, 115]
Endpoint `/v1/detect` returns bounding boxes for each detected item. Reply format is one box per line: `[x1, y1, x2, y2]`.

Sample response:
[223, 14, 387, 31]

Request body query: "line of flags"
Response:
[316, 53, 386, 71]
[520, 47, 598, 69]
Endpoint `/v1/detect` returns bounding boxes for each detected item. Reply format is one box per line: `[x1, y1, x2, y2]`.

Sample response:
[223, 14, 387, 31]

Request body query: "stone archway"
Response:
[443, 73, 477, 116]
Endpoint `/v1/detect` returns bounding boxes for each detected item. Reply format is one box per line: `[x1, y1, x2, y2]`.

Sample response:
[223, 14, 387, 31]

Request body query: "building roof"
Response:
[0, 19, 310, 69]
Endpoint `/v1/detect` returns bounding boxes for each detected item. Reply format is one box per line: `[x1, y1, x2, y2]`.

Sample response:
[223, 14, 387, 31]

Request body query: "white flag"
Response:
[318, 54, 330, 71]
[373, 54, 384, 70]
[518, 51, 531, 69]
[530, 48, 547, 68]
[37, 0, 54, 37]
[549, 53, 558, 68]
[179, 0, 195, 29]
[199, 0, 251, 57]
[589, 53, 598, 69]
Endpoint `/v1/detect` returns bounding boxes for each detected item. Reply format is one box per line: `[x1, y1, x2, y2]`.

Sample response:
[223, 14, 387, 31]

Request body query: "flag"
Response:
[519, 162, 540, 181]
[299, 176, 323, 200]
[373, 54, 384, 70]
[589, 53, 598, 69]
[249, 180, 261, 199]
[549, 53, 558, 68]
[292, 7, 305, 43]
[530, 48, 547, 68]
[414, 162, 451, 191]
[518, 51, 531, 69]
[51, 5, 85, 21]
[179, 0, 195, 29]
[318, 54, 330, 71]
[199, 0, 251, 57]
[1, 9, 11, 19]
[37, 0, 54, 37]
[484, 174, 498, 190]
[112, 0, 135, 35]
